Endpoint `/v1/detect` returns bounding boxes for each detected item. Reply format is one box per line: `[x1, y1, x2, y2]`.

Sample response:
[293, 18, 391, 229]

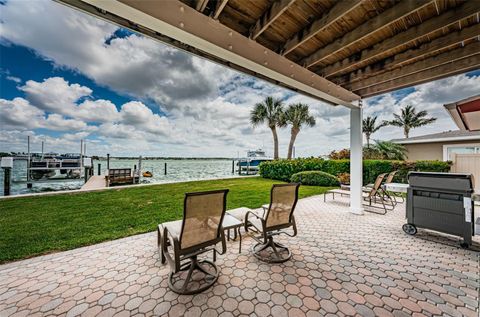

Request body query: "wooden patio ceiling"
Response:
[193, 0, 480, 98]
[58, 0, 480, 103]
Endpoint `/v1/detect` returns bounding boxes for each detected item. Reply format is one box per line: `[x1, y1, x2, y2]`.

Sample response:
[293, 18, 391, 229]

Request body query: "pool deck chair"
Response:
[158, 189, 228, 294]
[325, 173, 395, 214]
[383, 171, 404, 204]
[245, 183, 300, 263]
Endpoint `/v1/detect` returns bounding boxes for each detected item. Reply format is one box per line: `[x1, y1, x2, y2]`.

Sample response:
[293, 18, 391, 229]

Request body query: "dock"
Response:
[81, 176, 106, 190]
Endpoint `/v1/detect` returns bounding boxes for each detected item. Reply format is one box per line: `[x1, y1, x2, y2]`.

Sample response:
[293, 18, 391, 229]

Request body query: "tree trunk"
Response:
[271, 126, 279, 159]
[404, 127, 409, 138]
[287, 128, 299, 159]
[366, 134, 370, 149]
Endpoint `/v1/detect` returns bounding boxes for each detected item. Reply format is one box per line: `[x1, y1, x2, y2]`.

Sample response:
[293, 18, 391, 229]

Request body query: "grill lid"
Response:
[408, 172, 474, 193]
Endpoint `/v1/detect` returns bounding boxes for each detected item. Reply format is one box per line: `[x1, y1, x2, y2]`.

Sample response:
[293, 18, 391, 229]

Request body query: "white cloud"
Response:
[6, 75, 21, 83]
[0, 0, 231, 115]
[0, 96, 97, 133]
[20, 77, 92, 114]
[44, 114, 95, 132]
[0, 97, 44, 129]
[76, 99, 120, 122]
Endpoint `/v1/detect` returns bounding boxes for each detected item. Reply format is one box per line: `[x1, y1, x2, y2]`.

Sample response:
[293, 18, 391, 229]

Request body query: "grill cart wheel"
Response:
[402, 224, 417, 235]
[460, 242, 470, 249]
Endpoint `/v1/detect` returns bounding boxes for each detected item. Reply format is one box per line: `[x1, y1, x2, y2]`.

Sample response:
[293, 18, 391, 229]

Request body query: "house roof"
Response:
[391, 130, 480, 144]
[444, 95, 480, 131]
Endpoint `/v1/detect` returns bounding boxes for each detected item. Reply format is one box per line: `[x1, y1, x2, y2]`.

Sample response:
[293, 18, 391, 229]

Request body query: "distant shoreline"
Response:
[97, 157, 235, 160]
[5, 156, 236, 160]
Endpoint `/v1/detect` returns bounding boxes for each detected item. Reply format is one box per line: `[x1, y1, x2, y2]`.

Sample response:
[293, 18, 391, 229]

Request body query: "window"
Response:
[443, 144, 480, 161]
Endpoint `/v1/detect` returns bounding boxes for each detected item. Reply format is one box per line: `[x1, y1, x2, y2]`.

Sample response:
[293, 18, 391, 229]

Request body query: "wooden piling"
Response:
[107, 154, 110, 171]
[98, 163, 101, 175]
[164, 162, 167, 175]
[84, 167, 89, 183]
[232, 160, 235, 173]
[3, 167, 11, 196]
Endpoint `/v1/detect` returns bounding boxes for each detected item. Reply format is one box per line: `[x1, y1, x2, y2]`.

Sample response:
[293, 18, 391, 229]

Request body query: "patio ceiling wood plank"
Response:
[212, 0, 229, 20]
[301, 0, 434, 69]
[58, 0, 359, 107]
[320, 1, 480, 78]
[249, 0, 296, 40]
[281, 0, 364, 56]
[348, 41, 480, 92]
[356, 53, 480, 98]
[333, 22, 480, 87]
[195, 0, 209, 12]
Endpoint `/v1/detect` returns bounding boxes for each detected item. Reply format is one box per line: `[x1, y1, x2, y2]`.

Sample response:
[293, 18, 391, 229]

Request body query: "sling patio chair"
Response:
[383, 170, 404, 204]
[158, 189, 228, 294]
[244, 183, 300, 263]
[324, 173, 395, 214]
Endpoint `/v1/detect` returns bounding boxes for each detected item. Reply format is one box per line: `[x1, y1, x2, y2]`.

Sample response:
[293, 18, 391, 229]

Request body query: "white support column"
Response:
[350, 101, 364, 215]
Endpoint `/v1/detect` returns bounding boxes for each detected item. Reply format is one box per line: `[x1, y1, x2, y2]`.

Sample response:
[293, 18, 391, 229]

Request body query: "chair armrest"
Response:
[244, 210, 265, 233]
[261, 205, 268, 218]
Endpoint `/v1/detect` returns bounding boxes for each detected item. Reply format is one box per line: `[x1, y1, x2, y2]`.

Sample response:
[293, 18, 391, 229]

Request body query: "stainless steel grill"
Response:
[403, 172, 475, 248]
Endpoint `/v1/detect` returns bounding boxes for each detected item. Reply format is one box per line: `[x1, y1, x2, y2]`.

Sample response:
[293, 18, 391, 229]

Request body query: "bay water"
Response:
[0, 158, 239, 196]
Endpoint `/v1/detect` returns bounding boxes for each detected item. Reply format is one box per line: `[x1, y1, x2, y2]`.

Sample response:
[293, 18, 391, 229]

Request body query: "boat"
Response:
[237, 149, 273, 173]
[28, 153, 84, 181]
[143, 171, 153, 177]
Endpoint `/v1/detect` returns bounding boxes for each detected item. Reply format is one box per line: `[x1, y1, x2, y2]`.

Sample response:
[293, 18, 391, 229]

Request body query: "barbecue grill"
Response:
[403, 172, 475, 248]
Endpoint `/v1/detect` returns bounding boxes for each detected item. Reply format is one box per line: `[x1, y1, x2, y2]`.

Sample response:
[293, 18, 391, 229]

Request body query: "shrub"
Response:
[260, 158, 451, 184]
[291, 171, 340, 186]
[337, 172, 350, 185]
[328, 149, 350, 159]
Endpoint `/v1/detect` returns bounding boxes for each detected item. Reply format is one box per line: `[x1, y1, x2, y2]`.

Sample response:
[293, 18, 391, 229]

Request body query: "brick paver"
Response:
[0, 195, 478, 316]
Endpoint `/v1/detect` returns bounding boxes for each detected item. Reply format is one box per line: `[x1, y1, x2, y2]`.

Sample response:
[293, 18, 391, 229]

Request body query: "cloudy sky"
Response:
[1, 0, 479, 158]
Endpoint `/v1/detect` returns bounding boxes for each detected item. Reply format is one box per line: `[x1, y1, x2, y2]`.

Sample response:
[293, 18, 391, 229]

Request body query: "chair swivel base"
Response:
[168, 256, 219, 295]
[252, 236, 292, 263]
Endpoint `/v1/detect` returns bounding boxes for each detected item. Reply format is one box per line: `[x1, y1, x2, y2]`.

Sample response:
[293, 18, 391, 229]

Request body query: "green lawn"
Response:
[0, 177, 332, 263]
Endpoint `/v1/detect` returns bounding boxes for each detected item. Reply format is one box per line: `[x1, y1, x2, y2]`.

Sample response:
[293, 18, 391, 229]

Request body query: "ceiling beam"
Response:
[348, 41, 480, 91]
[212, 0, 228, 20]
[321, 1, 480, 78]
[250, 0, 296, 40]
[195, 0, 209, 12]
[302, 0, 433, 69]
[333, 23, 480, 86]
[57, 0, 359, 107]
[281, 0, 363, 56]
[355, 53, 480, 98]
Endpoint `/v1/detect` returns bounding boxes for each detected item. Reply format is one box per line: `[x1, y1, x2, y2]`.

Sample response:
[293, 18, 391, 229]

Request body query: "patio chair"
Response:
[158, 189, 228, 294]
[244, 183, 300, 263]
[383, 170, 404, 204]
[325, 173, 395, 214]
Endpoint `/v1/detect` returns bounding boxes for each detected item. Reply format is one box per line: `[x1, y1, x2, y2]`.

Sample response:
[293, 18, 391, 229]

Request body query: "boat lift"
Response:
[25, 137, 93, 188]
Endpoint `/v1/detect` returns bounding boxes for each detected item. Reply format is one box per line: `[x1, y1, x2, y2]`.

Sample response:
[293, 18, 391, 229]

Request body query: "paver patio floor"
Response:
[0, 195, 479, 317]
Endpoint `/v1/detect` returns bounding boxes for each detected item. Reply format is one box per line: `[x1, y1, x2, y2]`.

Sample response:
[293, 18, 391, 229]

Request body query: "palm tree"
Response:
[385, 105, 436, 138]
[250, 96, 286, 159]
[362, 116, 386, 148]
[284, 103, 316, 159]
[372, 140, 407, 160]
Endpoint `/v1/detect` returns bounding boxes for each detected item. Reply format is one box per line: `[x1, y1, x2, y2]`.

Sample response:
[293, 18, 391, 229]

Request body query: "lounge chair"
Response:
[383, 171, 404, 204]
[244, 183, 300, 263]
[158, 189, 228, 294]
[324, 173, 395, 214]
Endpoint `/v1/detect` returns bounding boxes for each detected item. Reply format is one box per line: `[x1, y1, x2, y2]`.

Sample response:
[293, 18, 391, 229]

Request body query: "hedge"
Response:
[259, 158, 451, 185]
[291, 171, 340, 186]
